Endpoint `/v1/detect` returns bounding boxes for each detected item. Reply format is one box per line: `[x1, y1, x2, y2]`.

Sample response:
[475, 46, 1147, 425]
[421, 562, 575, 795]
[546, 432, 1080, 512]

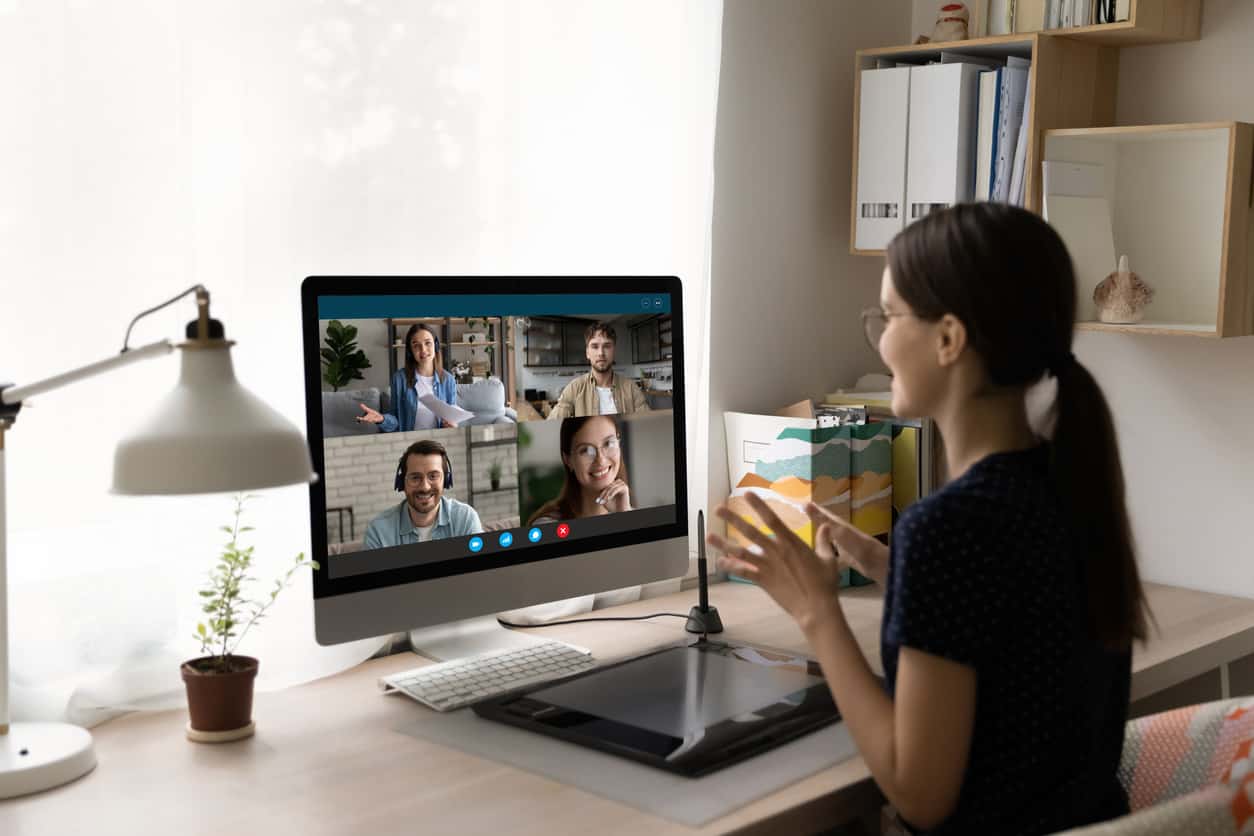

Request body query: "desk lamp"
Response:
[0, 285, 315, 799]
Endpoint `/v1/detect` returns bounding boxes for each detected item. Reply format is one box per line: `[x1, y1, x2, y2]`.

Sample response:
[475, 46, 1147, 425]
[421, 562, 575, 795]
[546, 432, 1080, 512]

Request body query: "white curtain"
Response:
[0, 0, 722, 725]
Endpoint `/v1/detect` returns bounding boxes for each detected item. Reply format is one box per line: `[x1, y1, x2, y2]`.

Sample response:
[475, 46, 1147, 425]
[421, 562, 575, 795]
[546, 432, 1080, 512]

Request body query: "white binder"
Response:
[854, 66, 911, 250]
[906, 63, 982, 224]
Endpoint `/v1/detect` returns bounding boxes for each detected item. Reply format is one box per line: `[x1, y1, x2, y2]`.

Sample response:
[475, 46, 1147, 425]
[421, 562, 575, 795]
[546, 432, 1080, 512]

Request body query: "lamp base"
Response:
[0, 722, 97, 799]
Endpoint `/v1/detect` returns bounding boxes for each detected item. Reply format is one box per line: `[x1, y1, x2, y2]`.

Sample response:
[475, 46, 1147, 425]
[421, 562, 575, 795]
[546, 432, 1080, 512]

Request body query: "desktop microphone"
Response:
[685, 510, 724, 635]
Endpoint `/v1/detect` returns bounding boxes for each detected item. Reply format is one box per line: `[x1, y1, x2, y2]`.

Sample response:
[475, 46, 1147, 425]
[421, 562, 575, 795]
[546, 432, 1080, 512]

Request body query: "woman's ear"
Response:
[561, 453, 570, 472]
[935, 314, 968, 368]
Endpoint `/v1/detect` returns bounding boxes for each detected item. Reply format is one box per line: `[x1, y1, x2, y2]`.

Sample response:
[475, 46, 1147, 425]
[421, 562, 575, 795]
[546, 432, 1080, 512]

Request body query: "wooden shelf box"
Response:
[1016, 0, 1203, 46]
[849, 1, 1202, 256]
[851, 34, 1119, 255]
[1043, 122, 1254, 338]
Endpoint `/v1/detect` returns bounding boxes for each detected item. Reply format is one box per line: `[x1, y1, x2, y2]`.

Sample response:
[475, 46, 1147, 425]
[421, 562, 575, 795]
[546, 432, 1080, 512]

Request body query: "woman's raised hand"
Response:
[596, 479, 632, 513]
[804, 502, 889, 587]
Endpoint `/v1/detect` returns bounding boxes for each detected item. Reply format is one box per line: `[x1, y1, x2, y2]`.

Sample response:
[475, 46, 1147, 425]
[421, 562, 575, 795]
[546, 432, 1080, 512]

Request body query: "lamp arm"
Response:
[120, 284, 208, 352]
[1, 340, 173, 408]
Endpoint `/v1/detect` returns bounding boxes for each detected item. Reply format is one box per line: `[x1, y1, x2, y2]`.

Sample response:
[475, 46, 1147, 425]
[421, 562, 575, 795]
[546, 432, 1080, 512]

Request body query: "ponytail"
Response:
[1050, 359, 1150, 649]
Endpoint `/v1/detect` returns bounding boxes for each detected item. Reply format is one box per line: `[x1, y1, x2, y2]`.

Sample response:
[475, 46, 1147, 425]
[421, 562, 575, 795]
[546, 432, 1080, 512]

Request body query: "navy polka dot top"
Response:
[881, 443, 1131, 835]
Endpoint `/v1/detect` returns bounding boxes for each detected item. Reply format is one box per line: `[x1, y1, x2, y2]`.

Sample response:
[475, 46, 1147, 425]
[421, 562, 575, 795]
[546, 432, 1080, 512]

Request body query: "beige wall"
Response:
[1094, 0, 1254, 595]
[897, 0, 1254, 596]
[707, 2, 912, 525]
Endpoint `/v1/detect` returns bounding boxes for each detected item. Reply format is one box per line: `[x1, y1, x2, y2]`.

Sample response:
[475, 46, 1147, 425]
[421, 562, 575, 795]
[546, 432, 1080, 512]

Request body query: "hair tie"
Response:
[1049, 350, 1077, 378]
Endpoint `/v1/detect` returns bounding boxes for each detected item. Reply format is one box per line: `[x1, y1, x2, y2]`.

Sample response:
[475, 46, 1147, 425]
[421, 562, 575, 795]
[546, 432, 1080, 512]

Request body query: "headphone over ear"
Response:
[394, 447, 454, 492]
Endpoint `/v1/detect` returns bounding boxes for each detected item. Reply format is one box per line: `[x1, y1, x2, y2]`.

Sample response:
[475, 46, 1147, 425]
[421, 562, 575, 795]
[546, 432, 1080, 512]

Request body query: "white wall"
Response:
[900, 0, 1254, 596]
[1087, 0, 1254, 595]
[706, 2, 912, 525]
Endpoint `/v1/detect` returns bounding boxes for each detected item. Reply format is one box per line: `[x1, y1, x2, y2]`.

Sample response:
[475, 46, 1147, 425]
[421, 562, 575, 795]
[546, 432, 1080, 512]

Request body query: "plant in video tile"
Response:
[320, 319, 372, 391]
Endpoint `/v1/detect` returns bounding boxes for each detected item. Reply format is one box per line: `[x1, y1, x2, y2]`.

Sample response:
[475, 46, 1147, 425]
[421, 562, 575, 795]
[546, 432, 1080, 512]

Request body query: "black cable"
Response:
[497, 612, 688, 628]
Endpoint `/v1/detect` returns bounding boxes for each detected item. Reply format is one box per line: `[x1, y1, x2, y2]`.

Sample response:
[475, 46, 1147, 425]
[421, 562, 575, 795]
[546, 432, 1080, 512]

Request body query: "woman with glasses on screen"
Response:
[708, 203, 1150, 836]
[527, 415, 632, 525]
[357, 322, 460, 430]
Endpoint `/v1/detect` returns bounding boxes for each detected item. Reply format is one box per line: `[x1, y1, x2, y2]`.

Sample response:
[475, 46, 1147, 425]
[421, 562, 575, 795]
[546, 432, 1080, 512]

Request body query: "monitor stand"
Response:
[408, 615, 556, 662]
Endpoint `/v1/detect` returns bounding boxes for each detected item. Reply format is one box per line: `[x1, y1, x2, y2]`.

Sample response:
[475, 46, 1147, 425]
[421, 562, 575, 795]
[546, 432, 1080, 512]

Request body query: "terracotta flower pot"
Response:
[180, 655, 259, 743]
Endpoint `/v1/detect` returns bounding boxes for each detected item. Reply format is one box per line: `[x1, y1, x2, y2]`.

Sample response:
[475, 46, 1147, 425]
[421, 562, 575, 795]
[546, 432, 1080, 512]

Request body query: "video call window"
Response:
[315, 294, 677, 577]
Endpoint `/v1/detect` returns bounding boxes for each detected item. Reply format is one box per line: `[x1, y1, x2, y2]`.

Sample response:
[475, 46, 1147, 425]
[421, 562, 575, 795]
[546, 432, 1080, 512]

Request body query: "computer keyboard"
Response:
[378, 639, 596, 712]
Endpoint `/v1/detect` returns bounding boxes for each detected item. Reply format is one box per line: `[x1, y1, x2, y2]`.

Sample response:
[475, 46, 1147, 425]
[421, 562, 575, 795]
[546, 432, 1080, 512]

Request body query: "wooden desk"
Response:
[4, 581, 1254, 834]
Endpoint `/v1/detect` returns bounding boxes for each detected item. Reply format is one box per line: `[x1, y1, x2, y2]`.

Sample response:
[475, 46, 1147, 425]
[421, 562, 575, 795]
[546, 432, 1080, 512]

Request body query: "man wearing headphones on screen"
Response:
[548, 322, 650, 419]
[362, 440, 484, 550]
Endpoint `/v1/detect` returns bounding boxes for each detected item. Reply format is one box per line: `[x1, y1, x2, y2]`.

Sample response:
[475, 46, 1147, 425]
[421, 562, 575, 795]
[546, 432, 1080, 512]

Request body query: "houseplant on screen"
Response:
[320, 319, 372, 391]
[181, 494, 317, 742]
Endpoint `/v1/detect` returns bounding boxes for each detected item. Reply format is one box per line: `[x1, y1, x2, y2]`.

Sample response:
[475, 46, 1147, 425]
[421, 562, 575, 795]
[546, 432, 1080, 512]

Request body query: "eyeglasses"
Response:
[573, 436, 620, 462]
[859, 306, 914, 351]
[404, 472, 442, 485]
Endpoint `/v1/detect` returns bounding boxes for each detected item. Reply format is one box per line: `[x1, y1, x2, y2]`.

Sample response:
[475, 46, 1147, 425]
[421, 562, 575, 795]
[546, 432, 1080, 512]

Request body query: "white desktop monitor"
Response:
[302, 277, 688, 653]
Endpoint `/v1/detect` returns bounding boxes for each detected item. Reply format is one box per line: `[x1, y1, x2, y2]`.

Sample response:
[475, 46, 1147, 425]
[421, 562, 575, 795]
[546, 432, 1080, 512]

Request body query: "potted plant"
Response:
[489, 459, 503, 491]
[181, 494, 317, 743]
[320, 319, 372, 391]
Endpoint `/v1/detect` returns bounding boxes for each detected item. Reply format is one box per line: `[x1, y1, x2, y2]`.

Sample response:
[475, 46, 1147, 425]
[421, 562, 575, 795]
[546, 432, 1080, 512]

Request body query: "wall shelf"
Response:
[849, 1, 1202, 257]
[850, 33, 1121, 256]
[1015, 0, 1202, 46]
[952, 0, 1201, 47]
[1044, 121, 1254, 338]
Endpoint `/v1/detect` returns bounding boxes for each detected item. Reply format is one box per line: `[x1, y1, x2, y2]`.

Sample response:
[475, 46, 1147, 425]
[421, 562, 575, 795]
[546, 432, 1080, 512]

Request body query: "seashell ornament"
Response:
[1093, 255, 1154, 324]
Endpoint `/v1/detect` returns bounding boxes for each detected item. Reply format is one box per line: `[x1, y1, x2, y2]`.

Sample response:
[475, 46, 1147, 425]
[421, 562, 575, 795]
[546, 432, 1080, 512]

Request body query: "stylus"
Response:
[685, 510, 723, 635]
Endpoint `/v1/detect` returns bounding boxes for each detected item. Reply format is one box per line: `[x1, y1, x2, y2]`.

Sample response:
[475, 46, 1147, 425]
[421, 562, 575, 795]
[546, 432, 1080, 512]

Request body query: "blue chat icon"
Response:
[468, 536, 483, 553]
[498, 531, 513, 548]
[528, 527, 542, 543]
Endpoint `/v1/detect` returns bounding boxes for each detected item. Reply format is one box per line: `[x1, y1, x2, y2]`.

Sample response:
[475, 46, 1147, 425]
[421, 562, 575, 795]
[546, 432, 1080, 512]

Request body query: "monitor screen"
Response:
[303, 277, 687, 634]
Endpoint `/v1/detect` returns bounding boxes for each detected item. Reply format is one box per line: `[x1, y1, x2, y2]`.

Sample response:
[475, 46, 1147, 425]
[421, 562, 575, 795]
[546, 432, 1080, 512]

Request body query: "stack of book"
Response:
[984, 0, 1128, 35]
[974, 56, 1032, 205]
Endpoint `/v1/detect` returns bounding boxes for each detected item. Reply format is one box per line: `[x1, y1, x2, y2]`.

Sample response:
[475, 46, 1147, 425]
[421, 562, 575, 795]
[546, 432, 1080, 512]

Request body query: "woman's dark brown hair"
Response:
[886, 202, 1149, 648]
[402, 323, 446, 389]
[527, 415, 630, 526]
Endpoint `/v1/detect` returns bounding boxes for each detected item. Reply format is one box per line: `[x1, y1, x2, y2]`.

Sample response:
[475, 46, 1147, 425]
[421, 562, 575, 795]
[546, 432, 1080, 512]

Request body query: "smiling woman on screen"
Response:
[528, 415, 632, 525]
[357, 322, 460, 431]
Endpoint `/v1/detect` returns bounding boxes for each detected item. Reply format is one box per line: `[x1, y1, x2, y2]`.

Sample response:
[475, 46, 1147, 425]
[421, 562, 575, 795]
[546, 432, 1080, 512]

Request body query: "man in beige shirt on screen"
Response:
[548, 322, 649, 419]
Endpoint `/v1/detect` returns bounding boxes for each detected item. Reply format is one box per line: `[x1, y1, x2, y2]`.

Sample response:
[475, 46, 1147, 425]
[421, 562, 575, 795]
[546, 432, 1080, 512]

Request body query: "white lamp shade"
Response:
[111, 344, 315, 495]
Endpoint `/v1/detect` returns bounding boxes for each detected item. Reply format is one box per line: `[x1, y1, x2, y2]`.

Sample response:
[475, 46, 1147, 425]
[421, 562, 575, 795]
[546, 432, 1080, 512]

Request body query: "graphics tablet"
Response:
[472, 639, 840, 777]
